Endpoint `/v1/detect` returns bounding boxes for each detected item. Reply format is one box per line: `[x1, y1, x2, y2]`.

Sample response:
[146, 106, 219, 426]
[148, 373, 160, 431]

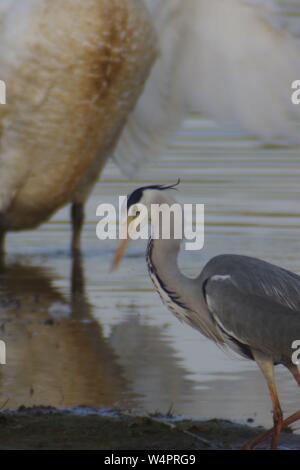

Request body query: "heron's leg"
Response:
[71, 202, 84, 255]
[243, 409, 300, 452]
[242, 361, 300, 450]
[269, 362, 300, 436]
[243, 352, 283, 450]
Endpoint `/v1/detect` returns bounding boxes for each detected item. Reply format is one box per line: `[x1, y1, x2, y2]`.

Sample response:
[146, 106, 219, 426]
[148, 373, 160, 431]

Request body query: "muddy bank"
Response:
[0, 407, 299, 450]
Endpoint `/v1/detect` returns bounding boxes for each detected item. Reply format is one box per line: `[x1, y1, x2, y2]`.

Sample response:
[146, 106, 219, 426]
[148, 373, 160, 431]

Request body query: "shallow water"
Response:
[1, 1, 300, 433]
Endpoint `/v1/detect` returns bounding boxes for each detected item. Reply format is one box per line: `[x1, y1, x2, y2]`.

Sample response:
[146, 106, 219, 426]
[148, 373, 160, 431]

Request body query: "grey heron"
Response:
[1, 0, 300, 254]
[112, 182, 300, 450]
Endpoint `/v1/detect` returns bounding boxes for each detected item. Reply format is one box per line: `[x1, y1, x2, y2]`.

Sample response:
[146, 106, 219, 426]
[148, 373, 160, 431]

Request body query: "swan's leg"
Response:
[243, 353, 283, 450]
[71, 203, 84, 255]
[71, 251, 84, 297]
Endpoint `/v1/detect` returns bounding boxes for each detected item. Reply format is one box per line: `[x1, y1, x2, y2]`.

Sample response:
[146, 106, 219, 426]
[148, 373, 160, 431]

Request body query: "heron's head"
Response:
[112, 180, 180, 271]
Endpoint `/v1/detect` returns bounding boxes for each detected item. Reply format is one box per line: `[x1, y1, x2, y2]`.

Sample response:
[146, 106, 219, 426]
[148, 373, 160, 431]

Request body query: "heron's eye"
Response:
[136, 211, 141, 217]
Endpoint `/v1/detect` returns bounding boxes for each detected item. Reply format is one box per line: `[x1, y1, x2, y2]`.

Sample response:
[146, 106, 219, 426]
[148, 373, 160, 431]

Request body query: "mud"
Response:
[0, 407, 299, 450]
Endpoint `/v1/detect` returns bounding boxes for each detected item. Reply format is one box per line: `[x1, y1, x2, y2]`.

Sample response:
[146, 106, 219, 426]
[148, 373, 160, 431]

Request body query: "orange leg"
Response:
[243, 409, 300, 450]
[243, 360, 300, 450]
[243, 352, 283, 450]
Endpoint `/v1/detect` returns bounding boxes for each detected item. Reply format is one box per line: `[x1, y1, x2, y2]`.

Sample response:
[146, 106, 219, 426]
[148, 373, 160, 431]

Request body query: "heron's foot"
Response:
[242, 428, 276, 451]
[242, 426, 282, 450]
[242, 430, 281, 451]
[242, 409, 300, 450]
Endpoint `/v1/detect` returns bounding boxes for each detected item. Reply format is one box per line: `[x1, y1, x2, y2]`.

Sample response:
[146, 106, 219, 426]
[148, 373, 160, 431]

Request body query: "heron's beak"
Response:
[111, 215, 135, 271]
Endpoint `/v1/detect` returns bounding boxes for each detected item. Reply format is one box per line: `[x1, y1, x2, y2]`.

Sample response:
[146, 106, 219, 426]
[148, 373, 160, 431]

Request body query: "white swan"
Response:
[0, 0, 299, 252]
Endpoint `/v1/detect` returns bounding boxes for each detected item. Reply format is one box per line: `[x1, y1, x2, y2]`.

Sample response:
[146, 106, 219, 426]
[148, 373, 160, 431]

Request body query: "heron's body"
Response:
[148, 241, 300, 365]
[114, 184, 300, 449]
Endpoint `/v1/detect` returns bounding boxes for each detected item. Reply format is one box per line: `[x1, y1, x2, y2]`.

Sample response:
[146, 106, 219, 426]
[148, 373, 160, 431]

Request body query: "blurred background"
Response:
[0, 0, 300, 432]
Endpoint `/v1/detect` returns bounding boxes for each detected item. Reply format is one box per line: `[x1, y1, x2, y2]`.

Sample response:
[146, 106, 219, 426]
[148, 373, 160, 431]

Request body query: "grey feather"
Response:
[202, 255, 300, 362]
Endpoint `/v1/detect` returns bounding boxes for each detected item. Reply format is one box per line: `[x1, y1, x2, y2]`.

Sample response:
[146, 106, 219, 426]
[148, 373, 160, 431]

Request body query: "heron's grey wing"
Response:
[203, 254, 300, 313]
[203, 259, 300, 360]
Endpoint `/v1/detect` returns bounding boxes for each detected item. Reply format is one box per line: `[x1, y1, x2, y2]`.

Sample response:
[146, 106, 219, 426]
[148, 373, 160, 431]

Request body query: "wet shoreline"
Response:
[0, 407, 299, 450]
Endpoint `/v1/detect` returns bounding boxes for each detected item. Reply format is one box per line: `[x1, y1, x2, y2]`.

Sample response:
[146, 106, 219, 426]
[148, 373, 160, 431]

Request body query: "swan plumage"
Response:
[115, 0, 300, 175]
[0, 0, 156, 235]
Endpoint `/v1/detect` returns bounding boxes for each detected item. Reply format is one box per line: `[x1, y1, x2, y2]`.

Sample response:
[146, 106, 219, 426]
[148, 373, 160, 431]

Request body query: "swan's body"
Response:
[0, 0, 155, 245]
[1, 0, 300, 251]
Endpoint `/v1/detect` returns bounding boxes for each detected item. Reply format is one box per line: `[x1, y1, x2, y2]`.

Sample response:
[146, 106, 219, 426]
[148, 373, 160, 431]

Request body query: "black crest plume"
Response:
[127, 179, 181, 210]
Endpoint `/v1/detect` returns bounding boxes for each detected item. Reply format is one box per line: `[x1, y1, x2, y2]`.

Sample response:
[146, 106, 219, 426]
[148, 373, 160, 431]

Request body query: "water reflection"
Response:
[110, 315, 198, 415]
[0, 257, 127, 409]
[0, 256, 204, 414]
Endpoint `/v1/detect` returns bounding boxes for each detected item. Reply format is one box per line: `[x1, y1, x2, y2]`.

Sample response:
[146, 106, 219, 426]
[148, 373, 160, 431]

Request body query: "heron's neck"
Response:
[146, 236, 196, 313]
[146, 235, 224, 343]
